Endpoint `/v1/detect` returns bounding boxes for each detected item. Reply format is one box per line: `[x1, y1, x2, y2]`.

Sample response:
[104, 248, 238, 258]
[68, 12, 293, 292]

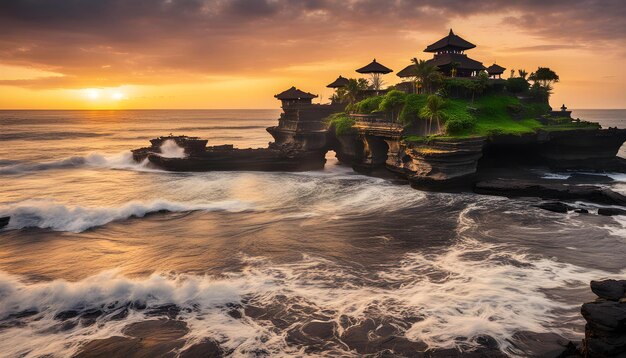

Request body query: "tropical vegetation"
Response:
[327, 66, 594, 140]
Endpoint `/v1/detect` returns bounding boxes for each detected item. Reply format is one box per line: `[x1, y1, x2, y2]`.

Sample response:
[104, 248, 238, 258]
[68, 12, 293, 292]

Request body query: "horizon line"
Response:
[0, 108, 625, 111]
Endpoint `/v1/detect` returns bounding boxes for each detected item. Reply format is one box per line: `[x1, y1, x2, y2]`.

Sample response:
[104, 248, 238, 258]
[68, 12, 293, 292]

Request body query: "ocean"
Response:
[0, 109, 625, 357]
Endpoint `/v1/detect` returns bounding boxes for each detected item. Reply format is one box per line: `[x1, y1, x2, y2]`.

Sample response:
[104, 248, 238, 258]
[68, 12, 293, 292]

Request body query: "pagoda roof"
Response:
[397, 64, 418, 78]
[356, 59, 393, 74]
[424, 29, 476, 53]
[487, 63, 506, 75]
[427, 53, 485, 71]
[274, 86, 318, 100]
[326, 75, 350, 88]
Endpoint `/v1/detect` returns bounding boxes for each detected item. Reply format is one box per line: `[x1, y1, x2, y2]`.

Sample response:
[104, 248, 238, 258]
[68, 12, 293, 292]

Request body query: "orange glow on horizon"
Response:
[0, 15, 624, 110]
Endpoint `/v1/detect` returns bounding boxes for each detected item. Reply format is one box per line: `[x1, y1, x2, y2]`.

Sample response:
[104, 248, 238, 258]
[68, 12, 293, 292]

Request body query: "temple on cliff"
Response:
[397, 29, 488, 80]
[267, 86, 343, 152]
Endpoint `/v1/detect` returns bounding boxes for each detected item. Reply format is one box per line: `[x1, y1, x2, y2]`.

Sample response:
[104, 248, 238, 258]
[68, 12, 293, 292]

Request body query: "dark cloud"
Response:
[0, 0, 624, 89]
[506, 44, 585, 52]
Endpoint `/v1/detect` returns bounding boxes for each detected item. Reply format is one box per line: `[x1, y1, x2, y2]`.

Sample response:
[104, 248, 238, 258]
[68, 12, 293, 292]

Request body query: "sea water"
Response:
[0, 109, 625, 357]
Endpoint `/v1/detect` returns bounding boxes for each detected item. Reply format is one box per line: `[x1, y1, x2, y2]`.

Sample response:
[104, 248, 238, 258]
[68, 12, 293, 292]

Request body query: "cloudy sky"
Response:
[0, 0, 624, 109]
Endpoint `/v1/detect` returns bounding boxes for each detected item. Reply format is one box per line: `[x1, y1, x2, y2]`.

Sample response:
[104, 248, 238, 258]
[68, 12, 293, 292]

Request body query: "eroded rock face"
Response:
[267, 102, 344, 152]
[386, 137, 486, 190]
[582, 279, 626, 358]
[539, 129, 626, 170]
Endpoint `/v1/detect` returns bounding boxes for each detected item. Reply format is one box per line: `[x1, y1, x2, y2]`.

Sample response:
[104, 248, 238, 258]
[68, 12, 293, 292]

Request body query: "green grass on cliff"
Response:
[444, 95, 545, 137]
[350, 92, 600, 142]
[325, 113, 356, 136]
[406, 94, 595, 140]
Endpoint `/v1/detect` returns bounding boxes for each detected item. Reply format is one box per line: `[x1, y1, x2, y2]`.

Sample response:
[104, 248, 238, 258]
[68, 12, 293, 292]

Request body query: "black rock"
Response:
[574, 208, 589, 214]
[598, 208, 626, 216]
[581, 301, 626, 330]
[586, 339, 625, 357]
[226, 308, 242, 319]
[474, 180, 626, 206]
[535, 202, 573, 213]
[475, 335, 499, 349]
[0, 216, 9, 229]
[591, 280, 626, 301]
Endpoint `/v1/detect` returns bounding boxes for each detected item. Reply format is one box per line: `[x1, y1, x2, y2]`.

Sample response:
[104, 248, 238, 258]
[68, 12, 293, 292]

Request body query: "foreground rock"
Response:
[474, 179, 626, 206]
[535, 202, 574, 214]
[598, 208, 626, 217]
[581, 279, 626, 357]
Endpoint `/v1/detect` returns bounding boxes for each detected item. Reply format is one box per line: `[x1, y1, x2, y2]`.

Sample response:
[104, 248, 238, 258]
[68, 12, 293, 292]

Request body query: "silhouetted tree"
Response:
[342, 78, 369, 105]
[529, 67, 559, 88]
[518, 69, 528, 80]
[411, 58, 441, 94]
[528, 67, 559, 101]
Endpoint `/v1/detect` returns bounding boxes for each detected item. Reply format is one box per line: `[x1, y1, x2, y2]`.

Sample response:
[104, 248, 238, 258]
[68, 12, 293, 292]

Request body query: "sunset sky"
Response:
[0, 0, 624, 110]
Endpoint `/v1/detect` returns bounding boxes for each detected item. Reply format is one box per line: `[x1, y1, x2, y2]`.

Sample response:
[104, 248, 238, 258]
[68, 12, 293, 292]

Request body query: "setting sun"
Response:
[84, 89, 100, 100]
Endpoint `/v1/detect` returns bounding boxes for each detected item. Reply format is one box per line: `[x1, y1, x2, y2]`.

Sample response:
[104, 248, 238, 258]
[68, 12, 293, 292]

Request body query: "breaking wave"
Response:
[0, 236, 617, 357]
[0, 151, 149, 175]
[157, 139, 187, 158]
[0, 199, 252, 232]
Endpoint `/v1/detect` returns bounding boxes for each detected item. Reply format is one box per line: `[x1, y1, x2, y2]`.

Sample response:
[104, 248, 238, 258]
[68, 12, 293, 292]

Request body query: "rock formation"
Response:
[581, 279, 626, 357]
[387, 137, 486, 190]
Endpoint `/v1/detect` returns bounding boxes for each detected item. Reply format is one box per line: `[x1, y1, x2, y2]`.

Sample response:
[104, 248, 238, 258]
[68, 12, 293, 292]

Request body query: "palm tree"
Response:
[470, 71, 489, 104]
[419, 95, 446, 134]
[411, 58, 440, 94]
[342, 78, 369, 105]
[518, 69, 528, 80]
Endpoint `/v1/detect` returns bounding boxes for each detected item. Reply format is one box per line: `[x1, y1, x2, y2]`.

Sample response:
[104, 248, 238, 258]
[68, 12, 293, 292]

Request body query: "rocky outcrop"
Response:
[147, 143, 326, 172]
[539, 129, 626, 170]
[598, 208, 626, 216]
[581, 279, 626, 357]
[480, 128, 626, 172]
[387, 137, 486, 190]
[134, 99, 340, 172]
[267, 102, 343, 152]
[474, 179, 626, 206]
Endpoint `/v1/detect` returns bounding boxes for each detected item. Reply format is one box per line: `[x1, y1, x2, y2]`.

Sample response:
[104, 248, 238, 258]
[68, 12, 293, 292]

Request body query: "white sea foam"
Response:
[158, 139, 187, 158]
[0, 246, 616, 357]
[541, 173, 571, 180]
[0, 199, 251, 232]
[0, 203, 620, 357]
[0, 151, 153, 175]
